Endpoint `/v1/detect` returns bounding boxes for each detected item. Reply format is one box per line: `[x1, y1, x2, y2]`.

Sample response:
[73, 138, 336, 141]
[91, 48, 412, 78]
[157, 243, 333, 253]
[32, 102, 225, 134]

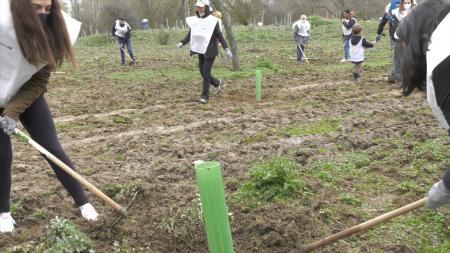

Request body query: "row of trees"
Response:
[66, 0, 387, 35]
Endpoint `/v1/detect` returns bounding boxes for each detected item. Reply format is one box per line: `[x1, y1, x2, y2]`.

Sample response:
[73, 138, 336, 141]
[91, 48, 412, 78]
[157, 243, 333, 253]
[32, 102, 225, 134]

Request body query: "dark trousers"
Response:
[352, 61, 363, 79]
[0, 97, 88, 212]
[198, 55, 220, 100]
[296, 45, 305, 63]
[444, 168, 450, 190]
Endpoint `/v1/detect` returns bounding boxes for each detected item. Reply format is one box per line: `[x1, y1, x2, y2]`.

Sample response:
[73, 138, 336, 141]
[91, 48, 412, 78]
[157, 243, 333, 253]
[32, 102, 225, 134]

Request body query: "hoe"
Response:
[296, 198, 426, 252]
[12, 128, 137, 224]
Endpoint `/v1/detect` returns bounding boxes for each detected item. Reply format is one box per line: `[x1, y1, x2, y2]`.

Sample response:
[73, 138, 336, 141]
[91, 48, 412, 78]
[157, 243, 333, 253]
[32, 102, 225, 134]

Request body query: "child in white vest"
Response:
[350, 25, 374, 81]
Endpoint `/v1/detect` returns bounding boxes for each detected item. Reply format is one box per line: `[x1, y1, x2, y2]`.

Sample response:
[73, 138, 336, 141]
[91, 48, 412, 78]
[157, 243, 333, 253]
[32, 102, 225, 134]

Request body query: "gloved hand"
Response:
[176, 42, 183, 49]
[426, 180, 450, 209]
[224, 48, 233, 59]
[0, 115, 17, 136]
[375, 34, 382, 43]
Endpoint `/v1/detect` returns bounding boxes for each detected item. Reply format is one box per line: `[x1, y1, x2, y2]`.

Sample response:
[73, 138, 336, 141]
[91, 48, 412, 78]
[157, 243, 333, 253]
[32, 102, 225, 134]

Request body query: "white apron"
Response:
[0, 0, 81, 107]
[426, 13, 450, 130]
[186, 15, 219, 54]
[350, 38, 364, 62]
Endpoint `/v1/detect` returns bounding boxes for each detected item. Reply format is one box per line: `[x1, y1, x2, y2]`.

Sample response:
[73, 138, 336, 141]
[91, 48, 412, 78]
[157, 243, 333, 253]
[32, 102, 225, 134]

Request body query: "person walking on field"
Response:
[292, 15, 311, 65]
[341, 9, 358, 63]
[349, 25, 374, 82]
[112, 17, 136, 65]
[0, 0, 99, 233]
[177, 0, 233, 104]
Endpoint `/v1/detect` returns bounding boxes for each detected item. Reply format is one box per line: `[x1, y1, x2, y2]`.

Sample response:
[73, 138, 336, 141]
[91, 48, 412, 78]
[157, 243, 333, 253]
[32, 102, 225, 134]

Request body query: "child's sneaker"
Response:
[0, 212, 15, 233]
[79, 203, 99, 221]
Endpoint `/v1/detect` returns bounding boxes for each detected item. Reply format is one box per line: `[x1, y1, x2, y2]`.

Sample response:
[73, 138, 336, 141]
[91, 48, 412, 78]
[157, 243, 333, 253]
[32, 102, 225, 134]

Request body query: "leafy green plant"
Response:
[32, 209, 48, 220]
[43, 217, 94, 253]
[309, 15, 334, 27]
[256, 57, 276, 70]
[234, 157, 303, 205]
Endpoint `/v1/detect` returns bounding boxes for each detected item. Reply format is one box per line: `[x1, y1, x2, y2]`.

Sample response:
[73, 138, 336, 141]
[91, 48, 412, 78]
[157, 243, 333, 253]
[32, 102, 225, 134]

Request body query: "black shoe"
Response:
[216, 80, 223, 94]
[387, 76, 395, 84]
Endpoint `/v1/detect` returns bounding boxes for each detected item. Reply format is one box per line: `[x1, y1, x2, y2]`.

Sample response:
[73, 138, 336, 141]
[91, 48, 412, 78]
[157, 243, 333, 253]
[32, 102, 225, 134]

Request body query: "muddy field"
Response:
[1, 22, 449, 252]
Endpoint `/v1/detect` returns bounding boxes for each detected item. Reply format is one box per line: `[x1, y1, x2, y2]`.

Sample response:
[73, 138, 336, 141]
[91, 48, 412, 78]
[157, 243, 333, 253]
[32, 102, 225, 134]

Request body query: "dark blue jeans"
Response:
[343, 38, 350, 60]
[118, 37, 135, 64]
[296, 45, 305, 63]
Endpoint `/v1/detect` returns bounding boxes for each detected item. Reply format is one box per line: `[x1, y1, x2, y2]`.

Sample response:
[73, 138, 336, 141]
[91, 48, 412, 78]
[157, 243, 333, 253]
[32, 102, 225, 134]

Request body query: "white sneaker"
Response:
[340, 58, 347, 63]
[79, 203, 99, 221]
[0, 212, 15, 233]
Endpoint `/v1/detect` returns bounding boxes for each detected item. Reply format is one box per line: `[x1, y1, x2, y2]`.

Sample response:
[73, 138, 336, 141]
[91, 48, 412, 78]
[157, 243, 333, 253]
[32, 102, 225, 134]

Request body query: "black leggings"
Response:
[198, 55, 220, 100]
[0, 96, 88, 212]
[443, 168, 450, 190]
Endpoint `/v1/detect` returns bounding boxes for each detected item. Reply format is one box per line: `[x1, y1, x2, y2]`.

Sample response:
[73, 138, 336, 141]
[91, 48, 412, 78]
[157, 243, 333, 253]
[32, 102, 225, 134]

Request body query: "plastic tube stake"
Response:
[195, 162, 234, 253]
[256, 70, 262, 101]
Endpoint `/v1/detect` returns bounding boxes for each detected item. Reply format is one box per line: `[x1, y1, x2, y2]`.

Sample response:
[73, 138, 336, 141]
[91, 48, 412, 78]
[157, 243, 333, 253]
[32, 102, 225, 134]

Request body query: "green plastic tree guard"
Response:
[256, 70, 262, 101]
[195, 161, 234, 253]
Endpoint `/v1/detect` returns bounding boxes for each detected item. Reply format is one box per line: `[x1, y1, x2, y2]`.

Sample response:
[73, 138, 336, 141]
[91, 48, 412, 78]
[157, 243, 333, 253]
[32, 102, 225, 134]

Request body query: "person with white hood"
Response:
[177, 0, 233, 104]
[112, 17, 136, 65]
[0, 0, 99, 233]
[292, 15, 311, 65]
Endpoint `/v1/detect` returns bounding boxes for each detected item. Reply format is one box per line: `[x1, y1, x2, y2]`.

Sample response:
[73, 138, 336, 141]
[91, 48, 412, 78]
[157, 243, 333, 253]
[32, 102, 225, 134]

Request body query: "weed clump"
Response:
[7, 217, 94, 253]
[256, 57, 277, 70]
[157, 30, 171, 45]
[234, 157, 303, 205]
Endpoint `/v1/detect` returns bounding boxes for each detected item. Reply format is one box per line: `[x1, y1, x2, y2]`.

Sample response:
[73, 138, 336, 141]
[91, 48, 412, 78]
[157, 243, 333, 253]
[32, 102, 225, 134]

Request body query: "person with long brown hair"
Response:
[0, 0, 99, 233]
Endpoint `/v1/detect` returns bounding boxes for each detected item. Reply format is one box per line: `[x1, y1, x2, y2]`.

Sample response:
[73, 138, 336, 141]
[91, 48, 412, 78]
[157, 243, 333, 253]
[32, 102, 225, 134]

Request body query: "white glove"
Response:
[224, 48, 233, 59]
[0, 212, 15, 233]
[0, 115, 17, 136]
[426, 180, 450, 209]
[176, 42, 183, 49]
[80, 203, 99, 221]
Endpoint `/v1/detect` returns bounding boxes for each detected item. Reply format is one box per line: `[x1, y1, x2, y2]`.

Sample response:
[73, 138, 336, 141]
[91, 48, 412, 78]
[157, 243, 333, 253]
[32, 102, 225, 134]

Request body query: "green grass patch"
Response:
[234, 157, 306, 206]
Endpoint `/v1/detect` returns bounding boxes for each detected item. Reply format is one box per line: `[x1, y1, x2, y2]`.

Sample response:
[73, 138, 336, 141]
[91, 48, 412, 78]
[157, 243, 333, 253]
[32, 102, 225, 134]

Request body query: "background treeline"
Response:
[64, 0, 387, 36]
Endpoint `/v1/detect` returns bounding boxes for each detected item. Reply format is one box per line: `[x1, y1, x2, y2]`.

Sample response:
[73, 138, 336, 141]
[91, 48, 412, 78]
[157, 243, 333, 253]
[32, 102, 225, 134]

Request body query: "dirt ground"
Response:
[1, 24, 449, 252]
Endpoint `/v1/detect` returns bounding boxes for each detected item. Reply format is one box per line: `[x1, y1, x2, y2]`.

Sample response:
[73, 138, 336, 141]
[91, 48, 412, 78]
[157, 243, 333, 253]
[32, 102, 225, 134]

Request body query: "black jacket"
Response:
[180, 12, 229, 59]
[351, 35, 375, 48]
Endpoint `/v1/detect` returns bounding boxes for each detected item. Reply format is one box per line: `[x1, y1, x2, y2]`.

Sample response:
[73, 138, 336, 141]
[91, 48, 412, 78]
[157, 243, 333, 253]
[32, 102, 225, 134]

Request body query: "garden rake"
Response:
[296, 198, 427, 252]
[12, 128, 137, 218]
[297, 44, 310, 64]
[112, 37, 134, 65]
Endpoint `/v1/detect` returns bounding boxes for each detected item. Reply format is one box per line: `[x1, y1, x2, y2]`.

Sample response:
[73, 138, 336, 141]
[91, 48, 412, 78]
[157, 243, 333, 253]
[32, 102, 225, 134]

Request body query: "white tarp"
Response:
[0, 0, 81, 107]
[186, 15, 219, 55]
[427, 13, 450, 129]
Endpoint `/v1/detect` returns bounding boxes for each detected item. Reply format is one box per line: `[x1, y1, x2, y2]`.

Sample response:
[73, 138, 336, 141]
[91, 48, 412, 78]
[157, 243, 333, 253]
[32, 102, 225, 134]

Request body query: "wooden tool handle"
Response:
[301, 198, 426, 252]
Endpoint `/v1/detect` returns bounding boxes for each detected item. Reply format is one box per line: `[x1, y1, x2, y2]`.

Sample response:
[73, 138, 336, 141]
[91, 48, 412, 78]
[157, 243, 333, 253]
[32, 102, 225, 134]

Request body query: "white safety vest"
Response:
[292, 20, 310, 37]
[427, 13, 450, 130]
[350, 38, 364, 62]
[0, 0, 81, 107]
[114, 20, 131, 38]
[186, 15, 219, 54]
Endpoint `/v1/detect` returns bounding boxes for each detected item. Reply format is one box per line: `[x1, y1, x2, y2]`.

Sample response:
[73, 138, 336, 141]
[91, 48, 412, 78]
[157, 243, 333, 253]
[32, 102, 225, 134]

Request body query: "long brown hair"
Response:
[10, 0, 75, 68]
